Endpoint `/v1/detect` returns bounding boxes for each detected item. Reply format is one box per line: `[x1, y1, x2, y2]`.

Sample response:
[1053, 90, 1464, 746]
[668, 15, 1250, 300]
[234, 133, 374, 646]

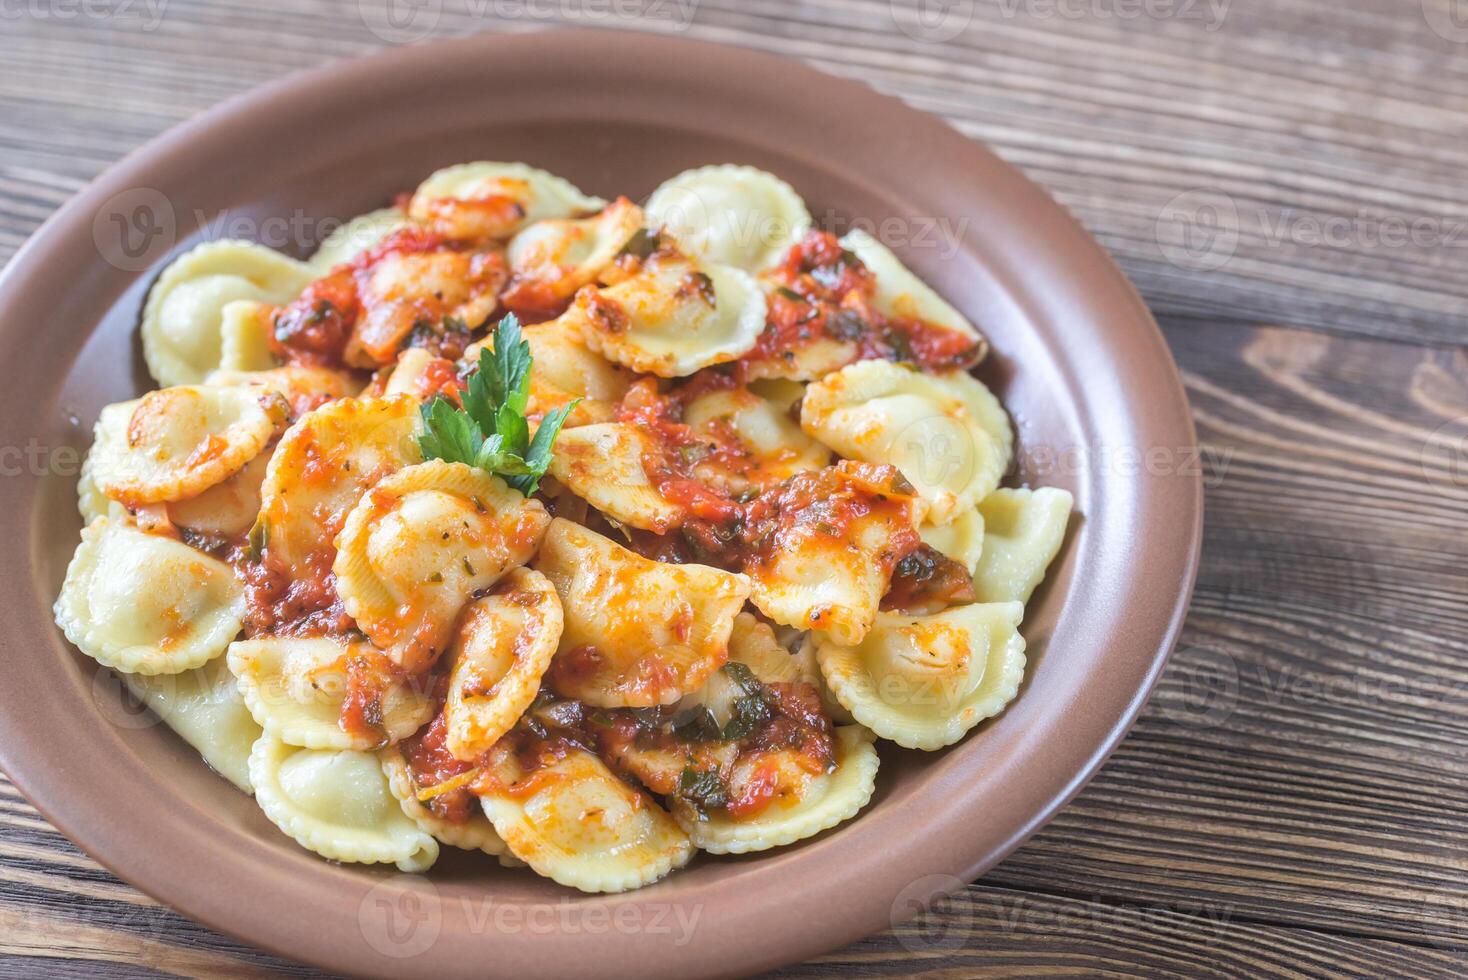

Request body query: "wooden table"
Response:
[3, 2, 1466, 976]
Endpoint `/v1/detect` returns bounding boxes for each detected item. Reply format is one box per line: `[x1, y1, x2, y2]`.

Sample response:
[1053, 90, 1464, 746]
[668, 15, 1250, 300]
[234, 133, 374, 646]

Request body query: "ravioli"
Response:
[800, 360, 1014, 525]
[311, 207, 414, 270]
[674, 726, 878, 854]
[124, 656, 262, 793]
[646, 164, 811, 271]
[534, 519, 751, 707]
[217, 300, 277, 372]
[814, 601, 1026, 750]
[682, 383, 830, 492]
[54, 518, 245, 675]
[167, 450, 272, 539]
[345, 243, 505, 368]
[839, 229, 987, 353]
[249, 736, 439, 871]
[919, 506, 985, 575]
[678, 612, 823, 727]
[466, 318, 632, 427]
[228, 637, 434, 750]
[563, 241, 767, 377]
[746, 463, 922, 647]
[334, 460, 550, 671]
[142, 239, 315, 387]
[479, 743, 693, 893]
[205, 363, 363, 416]
[443, 568, 564, 761]
[88, 385, 284, 508]
[505, 197, 643, 306]
[256, 394, 422, 570]
[545, 423, 685, 532]
[972, 487, 1074, 605]
[409, 162, 605, 240]
[379, 747, 512, 858]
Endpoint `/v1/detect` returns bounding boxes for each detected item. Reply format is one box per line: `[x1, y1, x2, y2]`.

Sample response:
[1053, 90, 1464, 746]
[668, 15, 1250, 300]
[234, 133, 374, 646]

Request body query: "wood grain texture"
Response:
[2, 2, 1466, 978]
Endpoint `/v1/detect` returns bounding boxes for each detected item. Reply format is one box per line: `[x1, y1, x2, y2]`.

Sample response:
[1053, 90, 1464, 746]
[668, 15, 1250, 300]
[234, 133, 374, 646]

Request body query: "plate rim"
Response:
[0, 27, 1202, 979]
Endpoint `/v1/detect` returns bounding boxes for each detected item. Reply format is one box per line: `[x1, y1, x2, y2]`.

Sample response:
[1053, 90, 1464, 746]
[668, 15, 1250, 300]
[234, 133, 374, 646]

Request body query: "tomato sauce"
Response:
[236, 547, 354, 638]
[882, 544, 979, 611]
[400, 709, 479, 823]
[739, 230, 985, 375]
[268, 226, 453, 369]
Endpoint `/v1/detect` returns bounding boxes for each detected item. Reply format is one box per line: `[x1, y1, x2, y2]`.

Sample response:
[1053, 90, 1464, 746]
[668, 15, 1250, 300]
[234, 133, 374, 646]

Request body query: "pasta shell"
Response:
[466, 318, 633, 427]
[54, 517, 245, 675]
[838, 229, 987, 355]
[311, 207, 414, 270]
[505, 197, 643, 304]
[646, 165, 811, 272]
[479, 744, 692, 893]
[142, 240, 315, 387]
[746, 463, 922, 647]
[333, 461, 550, 671]
[228, 638, 434, 750]
[534, 518, 751, 707]
[249, 736, 439, 872]
[123, 656, 262, 793]
[674, 726, 878, 854]
[546, 423, 684, 532]
[379, 747, 513, 859]
[444, 568, 563, 761]
[800, 359, 1014, 525]
[217, 300, 276, 372]
[167, 449, 271, 539]
[256, 394, 421, 570]
[409, 162, 605, 240]
[89, 384, 282, 508]
[566, 245, 767, 378]
[814, 602, 1026, 750]
[919, 506, 986, 575]
[973, 487, 1074, 605]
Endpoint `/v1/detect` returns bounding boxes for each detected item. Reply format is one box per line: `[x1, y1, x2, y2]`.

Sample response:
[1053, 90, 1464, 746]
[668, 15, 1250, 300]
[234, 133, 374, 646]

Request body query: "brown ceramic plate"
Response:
[0, 29, 1200, 979]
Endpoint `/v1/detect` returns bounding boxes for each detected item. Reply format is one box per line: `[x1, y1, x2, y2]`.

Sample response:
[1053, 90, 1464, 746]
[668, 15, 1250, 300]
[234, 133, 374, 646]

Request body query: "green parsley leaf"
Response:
[416, 313, 578, 496]
[677, 767, 729, 818]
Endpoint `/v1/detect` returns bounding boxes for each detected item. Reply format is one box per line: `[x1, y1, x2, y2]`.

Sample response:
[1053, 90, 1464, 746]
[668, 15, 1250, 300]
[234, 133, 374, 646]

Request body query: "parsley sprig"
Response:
[417, 314, 577, 496]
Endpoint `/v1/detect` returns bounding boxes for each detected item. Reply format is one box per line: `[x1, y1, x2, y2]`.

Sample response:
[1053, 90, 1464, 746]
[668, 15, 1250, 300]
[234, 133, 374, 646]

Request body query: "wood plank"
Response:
[1, 1, 1467, 343]
[985, 318, 1468, 950]
[1, 2, 1466, 976]
[2, 320, 1465, 974]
